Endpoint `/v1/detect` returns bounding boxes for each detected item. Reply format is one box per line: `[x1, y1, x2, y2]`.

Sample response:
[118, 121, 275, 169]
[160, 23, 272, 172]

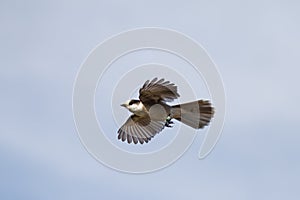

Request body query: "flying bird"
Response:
[118, 78, 214, 144]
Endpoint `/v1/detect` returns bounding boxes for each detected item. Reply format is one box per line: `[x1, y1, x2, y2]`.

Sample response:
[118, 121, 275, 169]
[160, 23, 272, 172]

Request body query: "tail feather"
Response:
[171, 100, 214, 129]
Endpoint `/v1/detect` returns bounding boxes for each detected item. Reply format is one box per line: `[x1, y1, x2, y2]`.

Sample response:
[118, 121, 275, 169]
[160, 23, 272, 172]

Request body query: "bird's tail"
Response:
[170, 100, 214, 129]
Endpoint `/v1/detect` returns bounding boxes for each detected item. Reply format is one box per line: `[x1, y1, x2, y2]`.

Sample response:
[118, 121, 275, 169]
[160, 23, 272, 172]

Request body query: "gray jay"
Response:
[118, 78, 214, 144]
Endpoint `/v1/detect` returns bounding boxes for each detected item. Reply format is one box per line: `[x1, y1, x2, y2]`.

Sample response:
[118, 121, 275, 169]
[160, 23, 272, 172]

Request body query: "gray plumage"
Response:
[118, 78, 214, 144]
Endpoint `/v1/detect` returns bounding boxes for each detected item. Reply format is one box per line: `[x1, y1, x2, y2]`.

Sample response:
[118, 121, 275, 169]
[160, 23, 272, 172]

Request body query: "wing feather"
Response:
[139, 78, 180, 108]
[117, 114, 165, 144]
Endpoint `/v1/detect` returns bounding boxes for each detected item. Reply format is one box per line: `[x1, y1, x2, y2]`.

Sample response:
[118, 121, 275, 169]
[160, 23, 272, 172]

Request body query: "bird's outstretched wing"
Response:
[139, 78, 180, 108]
[117, 114, 165, 144]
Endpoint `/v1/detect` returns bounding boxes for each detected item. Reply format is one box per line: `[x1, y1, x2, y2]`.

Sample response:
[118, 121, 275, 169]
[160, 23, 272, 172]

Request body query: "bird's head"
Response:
[121, 99, 142, 113]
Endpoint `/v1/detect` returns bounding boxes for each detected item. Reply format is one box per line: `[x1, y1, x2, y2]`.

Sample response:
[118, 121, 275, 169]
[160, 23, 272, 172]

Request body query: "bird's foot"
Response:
[165, 116, 174, 128]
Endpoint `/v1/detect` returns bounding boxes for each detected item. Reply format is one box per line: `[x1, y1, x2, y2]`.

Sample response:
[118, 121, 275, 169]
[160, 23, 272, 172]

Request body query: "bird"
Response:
[118, 78, 214, 144]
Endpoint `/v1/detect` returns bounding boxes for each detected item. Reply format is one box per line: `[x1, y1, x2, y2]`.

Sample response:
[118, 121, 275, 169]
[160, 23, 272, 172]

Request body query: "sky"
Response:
[1, 0, 300, 199]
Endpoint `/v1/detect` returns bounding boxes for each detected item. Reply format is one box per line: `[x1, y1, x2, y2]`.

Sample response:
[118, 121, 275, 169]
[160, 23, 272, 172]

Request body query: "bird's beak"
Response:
[120, 103, 127, 107]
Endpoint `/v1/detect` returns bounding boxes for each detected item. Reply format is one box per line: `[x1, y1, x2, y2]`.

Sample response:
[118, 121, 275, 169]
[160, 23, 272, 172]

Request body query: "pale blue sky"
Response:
[1, 0, 300, 199]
